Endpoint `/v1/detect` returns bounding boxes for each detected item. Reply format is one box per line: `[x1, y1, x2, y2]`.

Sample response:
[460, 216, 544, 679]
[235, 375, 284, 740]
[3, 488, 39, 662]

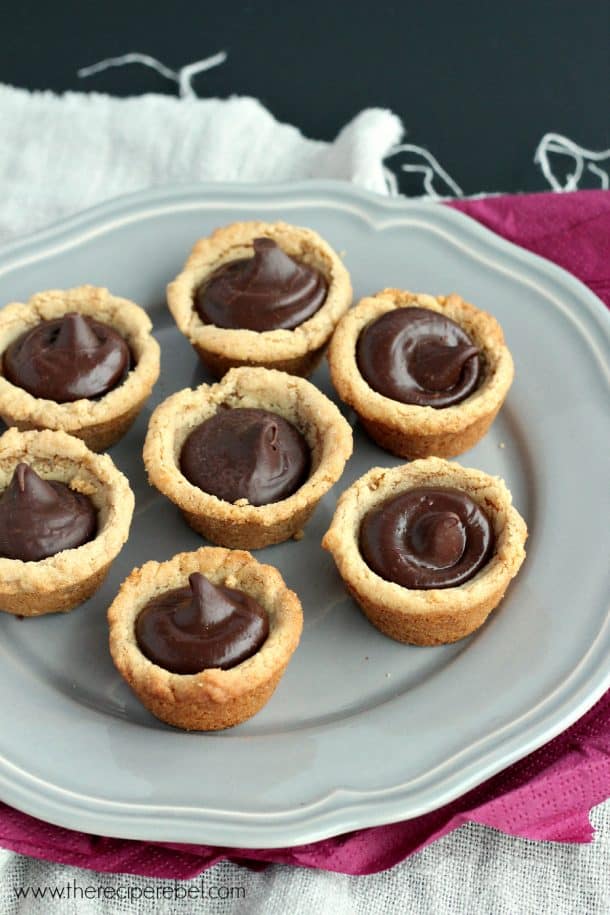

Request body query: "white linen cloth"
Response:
[0, 83, 400, 244]
[0, 80, 609, 914]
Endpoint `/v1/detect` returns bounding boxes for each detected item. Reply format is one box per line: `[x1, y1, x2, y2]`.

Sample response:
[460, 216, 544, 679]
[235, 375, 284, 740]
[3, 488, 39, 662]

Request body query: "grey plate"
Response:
[0, 182, 608, 849]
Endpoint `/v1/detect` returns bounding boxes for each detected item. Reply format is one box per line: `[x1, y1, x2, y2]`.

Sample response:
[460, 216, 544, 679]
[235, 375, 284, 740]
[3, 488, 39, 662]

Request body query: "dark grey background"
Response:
[4, 0, 609, 194]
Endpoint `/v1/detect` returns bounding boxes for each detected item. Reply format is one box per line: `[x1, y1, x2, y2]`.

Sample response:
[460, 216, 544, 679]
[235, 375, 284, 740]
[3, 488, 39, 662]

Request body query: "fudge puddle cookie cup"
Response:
[322, 457, 527, 645]
[328, 289, 514, 459]
[0, 285, 161, 451]
[0, 427, 134, 616]
[167, 221, 352, 377]
[143, 366, 353, 549]
[108, 547, 303, 730]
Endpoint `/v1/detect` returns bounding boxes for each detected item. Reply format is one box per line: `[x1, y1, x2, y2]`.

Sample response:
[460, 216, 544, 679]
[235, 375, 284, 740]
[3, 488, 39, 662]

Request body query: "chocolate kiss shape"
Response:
[179, 407, 310, 506]
[174, 573, 238, 630]
[135, 571, 270, 673]
[250, 237, 300, 285]
[0, 462, 97, 561]
[411, 340, 479, 392]
[54, 312, 102, 352]
[14, 462, 59, 504]
[359, 487, 493, 589]
[196, 236, 328, 332]
[3, 311, 131, 403]
[408, 511, 467, 569]
[356, 307, 482, 408]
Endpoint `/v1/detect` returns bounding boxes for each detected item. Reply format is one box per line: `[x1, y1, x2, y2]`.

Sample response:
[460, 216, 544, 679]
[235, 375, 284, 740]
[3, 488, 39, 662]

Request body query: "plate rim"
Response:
[0, 180, 608, 849]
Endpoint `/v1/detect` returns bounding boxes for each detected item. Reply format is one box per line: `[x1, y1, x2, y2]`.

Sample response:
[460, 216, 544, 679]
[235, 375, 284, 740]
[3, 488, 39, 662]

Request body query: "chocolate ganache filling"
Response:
[136, 572, 269, 674]
[359, 487, 494, 589]
[3, 312, 131, 402]
[180, 407, 310, 506]
[357, 307, 481, 407]
[0, 463, 97, 562]
[195, 237, 328, 331]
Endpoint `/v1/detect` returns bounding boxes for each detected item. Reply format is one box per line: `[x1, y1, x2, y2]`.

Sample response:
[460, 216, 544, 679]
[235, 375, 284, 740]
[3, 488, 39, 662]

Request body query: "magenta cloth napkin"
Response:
[1, 189, 609, 878]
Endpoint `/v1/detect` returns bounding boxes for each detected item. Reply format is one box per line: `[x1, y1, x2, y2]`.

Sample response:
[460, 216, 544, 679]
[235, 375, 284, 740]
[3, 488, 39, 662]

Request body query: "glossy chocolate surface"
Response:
[180, 407, 310, 506]
[0, 463, 97, 562]
[359, 486, 494, 589]
[3, 312, 131, 402]
[135, 572, 269, 674]
[357, 307, 481, 407]
[195, 237, 328, 331]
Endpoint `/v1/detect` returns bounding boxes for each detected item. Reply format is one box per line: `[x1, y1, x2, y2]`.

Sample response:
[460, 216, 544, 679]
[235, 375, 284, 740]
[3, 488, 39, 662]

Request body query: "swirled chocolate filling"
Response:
[356, 307, 481, 407]
[136, 572, 269, 673]
[3, 312, 131, 402]
[195, 237, 328, 331]
[180, 407, 310, 506]
[359, 487, 494, 589]
[0, 463, 97, 561]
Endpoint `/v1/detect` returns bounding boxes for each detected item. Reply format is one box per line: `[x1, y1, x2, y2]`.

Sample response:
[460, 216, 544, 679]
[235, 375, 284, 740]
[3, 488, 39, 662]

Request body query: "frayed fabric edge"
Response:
[76, 53, 610, 199]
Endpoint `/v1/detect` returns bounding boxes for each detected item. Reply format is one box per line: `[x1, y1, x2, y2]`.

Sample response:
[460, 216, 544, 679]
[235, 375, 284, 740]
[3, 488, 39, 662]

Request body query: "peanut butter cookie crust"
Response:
[0, 427, 134, 616]
[328, 289, 514, 459]
[167, 221, 352, 377]
[143, 366, 353, 549]
[0, 285, 160, 451]
[108, 546, 303, 730]
[322, 457, 527, 645]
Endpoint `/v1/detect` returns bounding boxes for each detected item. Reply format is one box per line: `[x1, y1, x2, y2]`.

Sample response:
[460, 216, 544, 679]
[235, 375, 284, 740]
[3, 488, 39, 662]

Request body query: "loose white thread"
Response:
[383, 164, 399, 197]
[384, 143, 463, 199]
[77, 51, 227, 98]
[534, 133, 610, 191]
[76, 61, 608, 196]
